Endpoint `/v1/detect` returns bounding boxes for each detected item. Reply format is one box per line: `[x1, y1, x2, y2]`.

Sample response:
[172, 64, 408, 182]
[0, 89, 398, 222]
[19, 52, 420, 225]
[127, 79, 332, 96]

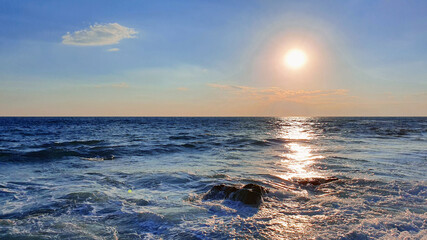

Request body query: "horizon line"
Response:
[1, 115, 426, 118]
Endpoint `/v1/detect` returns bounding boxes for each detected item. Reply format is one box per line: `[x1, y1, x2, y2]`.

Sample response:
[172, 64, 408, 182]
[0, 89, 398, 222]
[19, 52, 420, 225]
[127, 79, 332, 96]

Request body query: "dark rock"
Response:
[243, 183, 268, 195]
[296, 177, 339, 186]
[202, 184, 239, 200]
[231, 188, 262, 206]
[203, 183, 267, 207]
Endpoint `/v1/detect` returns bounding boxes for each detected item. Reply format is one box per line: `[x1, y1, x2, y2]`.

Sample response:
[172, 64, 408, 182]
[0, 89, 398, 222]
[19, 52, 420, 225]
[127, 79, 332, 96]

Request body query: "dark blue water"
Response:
[0, 117, 426, 239]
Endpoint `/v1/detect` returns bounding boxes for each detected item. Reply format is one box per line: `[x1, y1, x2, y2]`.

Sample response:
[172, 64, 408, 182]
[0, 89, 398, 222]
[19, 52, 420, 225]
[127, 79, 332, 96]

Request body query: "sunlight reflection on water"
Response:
[268, 214, 311, 236]
[276, 118, 324, 180]
[261, 118, 327, 239]
[1, 117, 426, 239]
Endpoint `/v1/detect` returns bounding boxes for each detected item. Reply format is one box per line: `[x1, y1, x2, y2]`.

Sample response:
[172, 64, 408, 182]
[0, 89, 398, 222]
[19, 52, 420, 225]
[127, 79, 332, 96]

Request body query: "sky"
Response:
[0, 0, 426, 116]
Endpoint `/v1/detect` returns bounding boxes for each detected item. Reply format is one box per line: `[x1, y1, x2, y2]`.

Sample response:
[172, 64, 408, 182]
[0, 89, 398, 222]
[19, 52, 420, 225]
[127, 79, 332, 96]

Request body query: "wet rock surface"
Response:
[296, 177, 339, 186]
[203, 183, 268, 207]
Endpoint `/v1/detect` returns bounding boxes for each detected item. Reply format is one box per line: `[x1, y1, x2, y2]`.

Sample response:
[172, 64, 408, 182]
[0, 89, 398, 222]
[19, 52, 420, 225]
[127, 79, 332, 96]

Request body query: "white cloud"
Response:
[62, 23, 137, 46]
[107, 48, 120, 52]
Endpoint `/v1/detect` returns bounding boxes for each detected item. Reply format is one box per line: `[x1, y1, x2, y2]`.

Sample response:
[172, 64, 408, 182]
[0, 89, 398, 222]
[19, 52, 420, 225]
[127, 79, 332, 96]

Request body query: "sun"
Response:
[284, 49, 307, 69]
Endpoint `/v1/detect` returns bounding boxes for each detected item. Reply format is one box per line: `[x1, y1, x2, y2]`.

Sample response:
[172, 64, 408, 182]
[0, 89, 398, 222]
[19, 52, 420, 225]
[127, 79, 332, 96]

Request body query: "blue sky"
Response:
[1, 0, 426, 116]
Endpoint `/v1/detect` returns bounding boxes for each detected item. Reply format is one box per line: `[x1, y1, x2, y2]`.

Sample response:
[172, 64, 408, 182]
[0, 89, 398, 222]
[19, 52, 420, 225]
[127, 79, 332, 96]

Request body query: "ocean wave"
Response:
[225, 138, 272, 147]
[169, 135, 198, 140]
[340, 210, 427, 240]
[60, 191, 110, 203]
[1, 117, 427, 239]
[130, 172, 202, 190]
[46, 140, 104, 147]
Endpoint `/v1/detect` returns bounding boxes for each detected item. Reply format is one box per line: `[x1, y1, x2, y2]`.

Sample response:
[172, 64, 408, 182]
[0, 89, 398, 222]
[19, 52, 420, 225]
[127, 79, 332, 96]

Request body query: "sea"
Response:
[0, 117, 426, 239]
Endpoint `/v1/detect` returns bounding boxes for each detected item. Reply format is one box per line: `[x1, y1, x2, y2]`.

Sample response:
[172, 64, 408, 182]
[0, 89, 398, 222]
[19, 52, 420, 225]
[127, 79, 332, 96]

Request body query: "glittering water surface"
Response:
[0, 117, 426, 239]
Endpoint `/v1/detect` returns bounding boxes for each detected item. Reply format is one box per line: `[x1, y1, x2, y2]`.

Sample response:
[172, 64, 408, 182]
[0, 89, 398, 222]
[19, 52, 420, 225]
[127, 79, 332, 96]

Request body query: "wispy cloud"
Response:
[177, 87, 188, 91]
[208, 83, 348, 103]
[95, 82, 129, 88]
[62, 23, 137, 46]
[107, 48, 120, 52]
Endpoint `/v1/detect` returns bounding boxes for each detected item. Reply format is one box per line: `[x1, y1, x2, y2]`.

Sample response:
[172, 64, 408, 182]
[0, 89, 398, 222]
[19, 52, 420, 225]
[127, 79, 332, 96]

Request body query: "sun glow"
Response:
[284, 49, 307, 69]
